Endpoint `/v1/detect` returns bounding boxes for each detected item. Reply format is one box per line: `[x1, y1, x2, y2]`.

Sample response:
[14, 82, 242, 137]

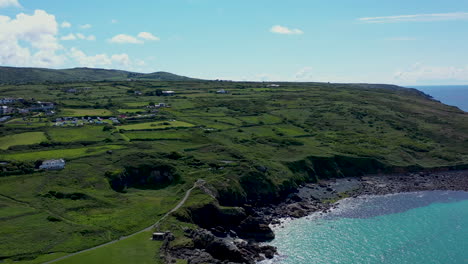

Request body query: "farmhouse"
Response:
[0, 98, 21, 104]
[41, 102, 55, 110]
[216, 89, 229, 94]
[0, 116, 11, 122]
[39, 159, 66, 170]
[29, 102, 55, 112]
[162, 91, 175, 96]
[0, 106, 12, 115]
[152, 232, 169, 241]
[66, 88, 78, 93]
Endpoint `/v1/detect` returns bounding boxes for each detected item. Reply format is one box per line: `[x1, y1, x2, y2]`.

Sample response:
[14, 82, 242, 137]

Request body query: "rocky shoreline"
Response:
[163, 170, 468, 264]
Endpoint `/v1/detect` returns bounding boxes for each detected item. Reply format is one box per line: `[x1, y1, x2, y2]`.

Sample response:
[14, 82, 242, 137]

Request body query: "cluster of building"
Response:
[39, 159, 66, 170]
[0, 116, 11, 122]
[216, 89, 229, 94]
[162, 91, 175, 96]
[53, 116, 120, 126]
[65, 87, 91, 93]
[146, 103, 168, 109]
[0, 97, 55, 116]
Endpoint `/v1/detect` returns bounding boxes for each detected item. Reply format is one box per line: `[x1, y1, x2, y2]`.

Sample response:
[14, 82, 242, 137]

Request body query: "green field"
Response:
[0, 145, 124, 161]
[4, 118, 49, 128]
[53, 231, 162, 264]
[0, 132, 47, 150]
[47, 127, 117, 143]
[0, 79, 467, 264]
[119, 121, 195, 131]
[124, 130, 191, 140]
[117, 109, 146, 114]
[62, 108, 114, 117]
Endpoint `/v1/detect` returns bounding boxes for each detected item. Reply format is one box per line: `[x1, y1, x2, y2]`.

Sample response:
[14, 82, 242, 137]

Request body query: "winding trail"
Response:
[43, 180, 204, 264]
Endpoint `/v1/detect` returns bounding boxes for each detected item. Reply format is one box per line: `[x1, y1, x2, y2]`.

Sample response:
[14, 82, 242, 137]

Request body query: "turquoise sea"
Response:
[262, 191, 468, 264]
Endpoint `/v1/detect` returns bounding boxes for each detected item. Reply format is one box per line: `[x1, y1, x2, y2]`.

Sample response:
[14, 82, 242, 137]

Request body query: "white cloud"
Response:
[63, 33, 94, 41]
[270, 25, 304, 35]
[0, 9, 65, 67]
[69, 47, 141, 69]
[61, 21, 71, 28]
[0, 0, 21, 8]
[294, 67, 314, 81]
[358, 12, 468, 23]
[111, 19, 118, 24]
[138, 32, 160, 41]
[111, 53, 131, 66]
[394, 63, 468, 84]
[109, 34, 143, 44]
[61, 33, 76, 41]
[80, 24, 92, 29]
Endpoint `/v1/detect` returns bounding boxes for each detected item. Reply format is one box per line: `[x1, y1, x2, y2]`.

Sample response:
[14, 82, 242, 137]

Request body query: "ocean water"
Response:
[262, 191, 468, 264]
[409, 85, 468, 112]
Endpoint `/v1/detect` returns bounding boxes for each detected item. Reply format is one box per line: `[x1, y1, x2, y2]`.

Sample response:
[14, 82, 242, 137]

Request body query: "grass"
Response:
[124, 130, 191, 140]
[4, 118, 49, 128]
[0, 145, 124, 161]
[117, 109, 146, 114]
[47, 127, 115, 143]
[61, 108, 114, 117]
[51, 231, 161, 264]
[0, 132, 47, 150]
[119, 121, 195, 131]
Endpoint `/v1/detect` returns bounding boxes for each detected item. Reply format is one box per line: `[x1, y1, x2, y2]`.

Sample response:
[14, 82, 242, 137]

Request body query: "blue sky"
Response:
[1, 0, 468, 85]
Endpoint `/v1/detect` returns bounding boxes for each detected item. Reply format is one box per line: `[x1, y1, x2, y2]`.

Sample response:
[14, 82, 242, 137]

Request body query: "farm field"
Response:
[0, 79, 467, 264]
[0, 132, 47, 150]
[118, 121, 195, 131]
[47, 126, 119, 143]
[0, 145, 124, 161]
[61, 108, 114, 117]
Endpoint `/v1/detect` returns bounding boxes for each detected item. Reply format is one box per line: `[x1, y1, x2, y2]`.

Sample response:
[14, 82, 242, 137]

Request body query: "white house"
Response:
[216, 89, 228, 94]
[162, 91, 175, 96]
[0, 106, 11, 115]
[39, 159, 66, 170]
[0, 98, 16, 104]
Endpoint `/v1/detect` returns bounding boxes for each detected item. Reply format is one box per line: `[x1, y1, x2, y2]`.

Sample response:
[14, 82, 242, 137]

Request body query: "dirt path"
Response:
[43, 180, 204, 264]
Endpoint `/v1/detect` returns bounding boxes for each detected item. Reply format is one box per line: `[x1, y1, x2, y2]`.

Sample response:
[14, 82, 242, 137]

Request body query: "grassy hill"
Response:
[0, 66, 197, 84]
[0, 80, 467, 263]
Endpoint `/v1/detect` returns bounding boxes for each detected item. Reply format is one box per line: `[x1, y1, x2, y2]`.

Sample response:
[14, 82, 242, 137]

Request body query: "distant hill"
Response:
[0, 66, 198, 84]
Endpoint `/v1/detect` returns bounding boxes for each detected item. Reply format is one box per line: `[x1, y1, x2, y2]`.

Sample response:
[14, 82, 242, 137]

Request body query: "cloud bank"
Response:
[359, 12, 468, 23]
[270, 25, 303, 35]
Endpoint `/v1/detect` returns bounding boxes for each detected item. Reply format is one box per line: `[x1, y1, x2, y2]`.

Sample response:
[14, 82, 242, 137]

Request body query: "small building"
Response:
[266, 84, 280, 87]
[216, 89, 229, 94]
[0, 98, 16, 104]
[162, 91, 175, 96]
[0, 106, 12, 115]
[29, 102, 55, 112]
[152, 232, 167, 241]
[134, 91, 143, 96]
[0, 116, 11, 122]
[39, 159, 66, 170]
[109, 117, 120, 124]
[66, 88, 78, 93]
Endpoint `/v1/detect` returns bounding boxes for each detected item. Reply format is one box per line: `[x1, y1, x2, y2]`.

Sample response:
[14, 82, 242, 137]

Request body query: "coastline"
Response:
[256, 170, 468, 224]
[163, 170, 468, 264]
